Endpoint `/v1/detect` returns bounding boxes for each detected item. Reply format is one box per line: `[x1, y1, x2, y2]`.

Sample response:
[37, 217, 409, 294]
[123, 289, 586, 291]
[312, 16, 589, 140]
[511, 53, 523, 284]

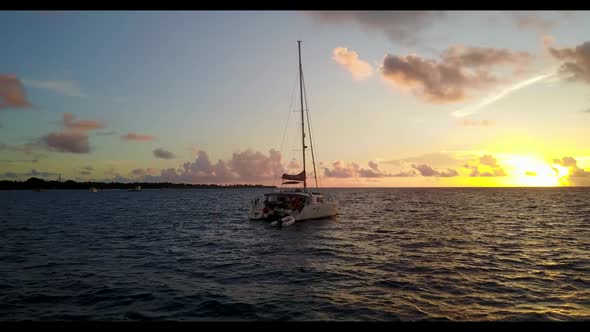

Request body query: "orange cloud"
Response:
[121, 133, 156, 141]
[332, 47, 373, 80]
[0, 74, 32, 110]
[63, 112, 105, 132]
[35, 113, 105, 154]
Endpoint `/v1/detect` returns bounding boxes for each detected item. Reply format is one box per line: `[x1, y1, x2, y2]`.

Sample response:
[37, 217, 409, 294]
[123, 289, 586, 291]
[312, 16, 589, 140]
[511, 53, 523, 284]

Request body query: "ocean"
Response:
[1, 188, 589, 321]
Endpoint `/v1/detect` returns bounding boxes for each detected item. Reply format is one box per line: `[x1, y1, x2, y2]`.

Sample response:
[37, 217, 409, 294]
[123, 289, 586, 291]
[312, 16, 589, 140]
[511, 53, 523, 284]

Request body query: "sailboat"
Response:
[128, 185, 142, 192]
[249, 41, 339, 224]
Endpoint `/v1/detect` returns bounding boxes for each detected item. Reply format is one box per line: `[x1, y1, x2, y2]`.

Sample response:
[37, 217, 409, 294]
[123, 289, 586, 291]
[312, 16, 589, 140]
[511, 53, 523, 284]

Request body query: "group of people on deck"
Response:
[288, 196, 304, 212]
[262, 194, 306, 220]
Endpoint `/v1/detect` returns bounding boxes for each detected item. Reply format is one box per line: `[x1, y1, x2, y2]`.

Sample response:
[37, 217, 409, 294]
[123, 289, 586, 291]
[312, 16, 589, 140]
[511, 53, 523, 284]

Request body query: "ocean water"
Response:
[1, 188, 589, 321]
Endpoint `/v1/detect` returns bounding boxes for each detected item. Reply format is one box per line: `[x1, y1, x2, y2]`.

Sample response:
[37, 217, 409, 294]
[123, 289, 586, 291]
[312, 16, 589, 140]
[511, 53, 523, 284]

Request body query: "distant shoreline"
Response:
[0, 177, 276, 190]
[1, 177, 587, 190]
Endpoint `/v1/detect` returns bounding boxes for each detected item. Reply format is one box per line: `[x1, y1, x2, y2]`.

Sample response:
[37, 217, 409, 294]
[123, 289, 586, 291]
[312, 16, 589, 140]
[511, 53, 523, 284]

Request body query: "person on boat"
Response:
[292, 197, 303, 212]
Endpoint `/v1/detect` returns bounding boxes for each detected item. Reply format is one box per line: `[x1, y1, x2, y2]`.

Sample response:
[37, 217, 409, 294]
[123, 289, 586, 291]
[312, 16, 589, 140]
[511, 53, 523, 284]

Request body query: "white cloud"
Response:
[23, 79, 86, 97]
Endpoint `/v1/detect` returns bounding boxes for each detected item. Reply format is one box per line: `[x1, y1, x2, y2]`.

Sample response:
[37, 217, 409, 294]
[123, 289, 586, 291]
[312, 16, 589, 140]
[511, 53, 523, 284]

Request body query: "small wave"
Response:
[376, 279, 421, 291]
[195, 300, 259, 319]
[22, 294, 72, 304]
[22, 262, 60, 270]
[123, 311, 158, 320]
[128, 292, 154, 300]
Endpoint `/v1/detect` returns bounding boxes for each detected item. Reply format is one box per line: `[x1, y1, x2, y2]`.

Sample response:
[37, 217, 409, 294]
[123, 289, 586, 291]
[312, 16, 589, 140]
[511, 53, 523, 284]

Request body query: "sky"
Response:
[1, 10, 590, 187]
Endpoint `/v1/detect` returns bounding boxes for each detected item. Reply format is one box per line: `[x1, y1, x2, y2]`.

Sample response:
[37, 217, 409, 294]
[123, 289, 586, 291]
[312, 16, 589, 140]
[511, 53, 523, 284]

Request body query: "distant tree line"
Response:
[0, 177, 277, 190]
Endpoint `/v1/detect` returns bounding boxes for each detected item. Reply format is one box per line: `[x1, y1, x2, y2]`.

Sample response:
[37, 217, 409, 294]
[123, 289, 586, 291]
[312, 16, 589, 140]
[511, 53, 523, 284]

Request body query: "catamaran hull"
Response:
[295, 202, 338, 221]
[249, 202, 338, 222]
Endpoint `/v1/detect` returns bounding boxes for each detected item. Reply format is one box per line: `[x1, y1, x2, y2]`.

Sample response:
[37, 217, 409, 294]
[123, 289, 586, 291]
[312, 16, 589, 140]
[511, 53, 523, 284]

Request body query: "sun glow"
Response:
[501, 155, 570, 187]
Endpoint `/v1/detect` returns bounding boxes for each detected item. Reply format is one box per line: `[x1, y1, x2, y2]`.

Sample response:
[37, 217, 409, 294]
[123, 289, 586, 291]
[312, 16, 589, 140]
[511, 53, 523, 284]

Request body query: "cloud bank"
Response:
[304, 11, 446, 47]
[380, 45, 534, 103]
[41, 131, 90, 154]
[38, 113, 107, 154]
[136, 149, 284, 184]
[464, 154, 508, 177]
[549, 40, 590, 84]
[411, 164, 458, 177]
[553, 156, 590, 177]
[322, 160, 449, 178]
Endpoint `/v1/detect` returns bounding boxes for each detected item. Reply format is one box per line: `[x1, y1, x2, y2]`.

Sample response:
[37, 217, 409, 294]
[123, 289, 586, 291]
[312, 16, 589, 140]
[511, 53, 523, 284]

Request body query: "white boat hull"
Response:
[294, 201, 338, 221]
[249, 201, 338, 222]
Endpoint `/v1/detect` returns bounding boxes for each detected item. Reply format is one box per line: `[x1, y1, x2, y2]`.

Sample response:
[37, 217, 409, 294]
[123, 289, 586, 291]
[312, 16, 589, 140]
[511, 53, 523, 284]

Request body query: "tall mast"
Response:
[298, 40, 307, 190]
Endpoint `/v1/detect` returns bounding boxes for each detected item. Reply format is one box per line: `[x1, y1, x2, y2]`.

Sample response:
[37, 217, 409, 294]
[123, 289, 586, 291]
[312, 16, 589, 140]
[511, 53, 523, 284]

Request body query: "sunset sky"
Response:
[1, 11, 590, 187]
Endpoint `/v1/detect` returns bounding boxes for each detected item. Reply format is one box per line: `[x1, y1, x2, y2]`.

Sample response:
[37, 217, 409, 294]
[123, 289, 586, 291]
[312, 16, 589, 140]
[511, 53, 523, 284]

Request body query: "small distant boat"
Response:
[128, 185, 142, 192]
[90, 187, 98, 192]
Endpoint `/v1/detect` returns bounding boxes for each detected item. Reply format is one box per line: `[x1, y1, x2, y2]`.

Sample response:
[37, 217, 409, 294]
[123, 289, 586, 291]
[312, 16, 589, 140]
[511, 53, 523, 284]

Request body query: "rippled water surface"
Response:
[1, 188, 589, 321]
